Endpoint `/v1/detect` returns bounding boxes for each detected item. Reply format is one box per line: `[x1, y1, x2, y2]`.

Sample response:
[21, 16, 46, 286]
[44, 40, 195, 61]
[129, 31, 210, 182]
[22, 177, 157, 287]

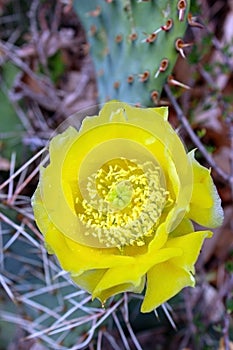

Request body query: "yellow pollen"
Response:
[77, 158, 169, 249]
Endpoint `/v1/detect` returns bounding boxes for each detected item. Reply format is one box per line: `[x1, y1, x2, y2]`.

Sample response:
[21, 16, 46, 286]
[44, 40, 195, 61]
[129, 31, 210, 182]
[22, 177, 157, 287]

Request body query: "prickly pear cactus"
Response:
[73, 0, 190, 106]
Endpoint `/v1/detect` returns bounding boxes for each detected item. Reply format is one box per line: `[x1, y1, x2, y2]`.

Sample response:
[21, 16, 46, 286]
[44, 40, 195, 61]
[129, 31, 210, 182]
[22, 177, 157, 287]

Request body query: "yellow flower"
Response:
[32, 101, 223, 313]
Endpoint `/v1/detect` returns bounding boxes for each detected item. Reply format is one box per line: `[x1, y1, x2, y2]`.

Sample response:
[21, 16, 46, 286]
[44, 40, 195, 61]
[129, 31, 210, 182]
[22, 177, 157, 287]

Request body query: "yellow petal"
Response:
[47, 227, 135, 273]
[93, 247, 182, 299]
[141, 262, 195, 313]
[49, 126, 78, 165]
[33, 183, 136, 272]
[32, 180, 51, 234]
[80, 101, 192, 232]
[39, 102, 194, 248]
[94, 279, 145, 303]
[187, 150, 224, 228]
[169, 218, 194, 238]
[71, 269, 107, 294]
[99, 101, 169, 124]
[166, 230, 212, 272]
[148, 222, 168, 252]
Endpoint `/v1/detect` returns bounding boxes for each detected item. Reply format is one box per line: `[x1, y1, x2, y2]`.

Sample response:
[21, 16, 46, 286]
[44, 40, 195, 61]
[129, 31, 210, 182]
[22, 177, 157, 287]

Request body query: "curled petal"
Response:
[141, 228, 212, 312]
[141, 262, 195, 313]
[71, 269, 107, 295]
[93, 277, 146, 304]
[187, 150, 224, 228]
[166, 230, 212, 273]
[92, 247, 182, 300]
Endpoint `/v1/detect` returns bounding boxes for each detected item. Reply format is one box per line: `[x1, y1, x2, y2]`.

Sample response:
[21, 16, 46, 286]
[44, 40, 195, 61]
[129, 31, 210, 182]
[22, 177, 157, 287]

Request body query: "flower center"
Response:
[76, 158, 168, 248]
[107, 181, 133, 210]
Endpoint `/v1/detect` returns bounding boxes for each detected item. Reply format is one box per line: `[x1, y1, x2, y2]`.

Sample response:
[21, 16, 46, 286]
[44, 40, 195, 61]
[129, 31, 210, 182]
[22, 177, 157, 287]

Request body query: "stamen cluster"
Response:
[77, 158, 168, 248]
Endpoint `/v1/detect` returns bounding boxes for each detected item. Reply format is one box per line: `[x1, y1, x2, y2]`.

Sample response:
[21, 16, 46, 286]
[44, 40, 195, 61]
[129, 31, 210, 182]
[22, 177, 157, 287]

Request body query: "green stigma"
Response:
[107, 181, 133, 210]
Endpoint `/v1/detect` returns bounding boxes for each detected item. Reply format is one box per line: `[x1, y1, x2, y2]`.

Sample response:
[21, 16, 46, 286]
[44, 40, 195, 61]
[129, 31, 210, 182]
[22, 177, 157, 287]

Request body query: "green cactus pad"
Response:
[73, 0, 190, 106]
